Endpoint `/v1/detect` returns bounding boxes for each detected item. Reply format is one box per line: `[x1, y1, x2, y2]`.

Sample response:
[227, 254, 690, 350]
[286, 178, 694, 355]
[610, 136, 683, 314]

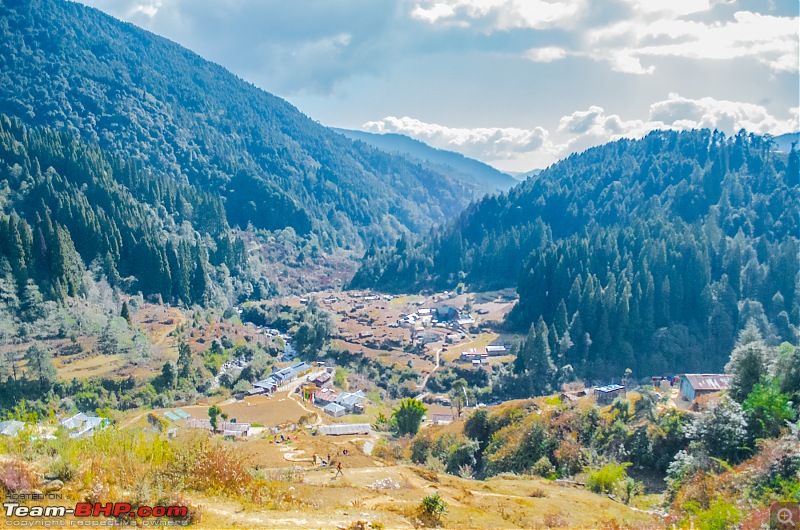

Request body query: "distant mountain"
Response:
[0, 0, 476, 250]
[352, 129, 799, 379]
[773, 132, 799, 153]
[335, 129, 517, 193]
[505, 169, 543, 181]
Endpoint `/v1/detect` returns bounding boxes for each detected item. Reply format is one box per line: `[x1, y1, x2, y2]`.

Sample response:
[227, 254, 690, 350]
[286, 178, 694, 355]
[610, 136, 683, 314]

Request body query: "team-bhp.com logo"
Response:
[5, 501, 188, 520]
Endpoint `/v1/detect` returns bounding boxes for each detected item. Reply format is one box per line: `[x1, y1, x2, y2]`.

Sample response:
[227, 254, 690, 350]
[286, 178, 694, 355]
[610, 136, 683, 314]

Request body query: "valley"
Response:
[0, 0, 797, 529]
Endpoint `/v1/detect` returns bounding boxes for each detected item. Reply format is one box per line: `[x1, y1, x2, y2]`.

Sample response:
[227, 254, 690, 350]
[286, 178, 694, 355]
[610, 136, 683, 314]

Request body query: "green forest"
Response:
[0, 0, 476, 250]
[352, 130, 800, 381]
[0, 114, 248, 308]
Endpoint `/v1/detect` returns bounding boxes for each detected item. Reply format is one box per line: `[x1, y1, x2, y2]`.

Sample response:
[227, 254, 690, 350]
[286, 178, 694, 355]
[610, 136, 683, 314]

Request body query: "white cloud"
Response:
[130, 1, 162, 18]
[409, 0, 583, 30]
[649, 93, 798, 134]
[587, 10, 799, 75]
[362, 116, 551, 160]
[622, 0, 712, 17]
[411, 3, 456, 23]
[524, 46, 568, 63]
[362, 95, 797, 171]
[554, 94, 799, 157]
[410, 0, 798, 76]
[607, 52, 655, 75]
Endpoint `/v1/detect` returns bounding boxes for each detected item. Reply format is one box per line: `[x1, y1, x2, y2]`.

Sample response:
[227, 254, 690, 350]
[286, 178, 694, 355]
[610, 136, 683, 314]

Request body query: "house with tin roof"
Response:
[0, 420, 25, 437]
[595, 384, 626, 405]
[61, 413, 109, 438]
[678, 374, 732, 402]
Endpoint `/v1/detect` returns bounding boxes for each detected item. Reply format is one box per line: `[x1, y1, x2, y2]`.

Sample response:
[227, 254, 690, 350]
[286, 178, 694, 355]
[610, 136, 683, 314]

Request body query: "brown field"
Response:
[55, 352, 126, 379]
[192, 461, 662, 529]
[172, 392, 312, 429]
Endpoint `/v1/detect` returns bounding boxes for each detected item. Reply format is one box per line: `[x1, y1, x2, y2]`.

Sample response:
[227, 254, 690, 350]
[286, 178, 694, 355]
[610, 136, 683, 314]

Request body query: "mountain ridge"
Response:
[334, 128, 517, 193]
[0, 0, 476, 250]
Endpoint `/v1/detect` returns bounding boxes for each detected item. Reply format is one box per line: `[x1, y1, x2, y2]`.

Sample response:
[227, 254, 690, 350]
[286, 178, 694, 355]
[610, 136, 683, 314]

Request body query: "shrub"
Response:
[532, 456, 556, 477]
[0, 459, 36, 492]
[587, 462, 631, 495]
[372, 439, 402, 463]
[687, 498, 743, 530]
[554, 439, 584, 476]
[420, 492, 447, 522]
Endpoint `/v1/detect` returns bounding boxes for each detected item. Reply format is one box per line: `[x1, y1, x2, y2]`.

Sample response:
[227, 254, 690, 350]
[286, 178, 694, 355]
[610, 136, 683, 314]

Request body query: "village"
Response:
[0, 287, 746, 530]
[0, 288, 736, 449]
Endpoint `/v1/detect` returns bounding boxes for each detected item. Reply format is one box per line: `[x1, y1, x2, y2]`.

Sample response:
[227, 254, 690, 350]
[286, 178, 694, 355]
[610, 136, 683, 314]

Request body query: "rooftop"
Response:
[682, 374, 732, 391]
[318, 423, 371, 436]
[0, 420, 25, 437]
[595, 384, 625, 393]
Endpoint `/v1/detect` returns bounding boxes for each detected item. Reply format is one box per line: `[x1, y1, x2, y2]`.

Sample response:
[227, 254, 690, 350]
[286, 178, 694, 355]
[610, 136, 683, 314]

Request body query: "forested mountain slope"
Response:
[0, 114, 248, 308]
[334, 128, 517, 193]
[0, 0, 474, 249]
[352, 130, 800, 378]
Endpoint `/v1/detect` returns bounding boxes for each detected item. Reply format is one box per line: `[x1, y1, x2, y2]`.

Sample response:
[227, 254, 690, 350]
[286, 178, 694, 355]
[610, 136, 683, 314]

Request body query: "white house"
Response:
[0, 420, 25, 437]
[336, 390, 367, 412]
[323, 403, 346, 417]
[61, 413, 109, 438]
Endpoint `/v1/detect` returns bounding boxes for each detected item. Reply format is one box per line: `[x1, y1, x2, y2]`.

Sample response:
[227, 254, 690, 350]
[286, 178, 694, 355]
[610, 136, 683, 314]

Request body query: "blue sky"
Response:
[77, 0, 798, 172]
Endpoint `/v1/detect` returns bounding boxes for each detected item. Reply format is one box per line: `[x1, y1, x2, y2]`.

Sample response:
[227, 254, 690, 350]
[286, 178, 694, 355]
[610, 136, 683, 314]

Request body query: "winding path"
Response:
[415, 348, 441, 399]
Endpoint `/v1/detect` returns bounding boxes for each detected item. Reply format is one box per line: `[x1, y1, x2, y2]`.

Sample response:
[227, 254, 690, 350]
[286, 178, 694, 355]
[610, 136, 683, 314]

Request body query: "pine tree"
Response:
[20, 280, 45, 322]
[120, 301, 132, 327]
[177, 340, 192, 380]
[24, 344, 57, 390]
[725, 321, 770, 402]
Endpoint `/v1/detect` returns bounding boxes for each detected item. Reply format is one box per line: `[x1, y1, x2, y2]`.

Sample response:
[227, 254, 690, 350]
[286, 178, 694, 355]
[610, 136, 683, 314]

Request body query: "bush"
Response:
[686, 498, 742, 530]
[0, 459, 36, 492]
[587, 462, 631, 495]
[532, 456, 556, 477]
[372, 439, 403, 463]
[420, 492, 447, 522]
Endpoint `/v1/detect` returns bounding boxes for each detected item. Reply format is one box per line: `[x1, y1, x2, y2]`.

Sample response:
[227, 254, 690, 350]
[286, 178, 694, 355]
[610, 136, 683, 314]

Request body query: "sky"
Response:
[76, 0, 799, 172]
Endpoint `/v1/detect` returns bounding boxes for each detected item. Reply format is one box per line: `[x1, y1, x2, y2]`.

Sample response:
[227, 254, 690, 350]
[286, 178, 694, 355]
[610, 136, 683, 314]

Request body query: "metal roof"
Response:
[220, 422, 250, 432]
[682, 374, 732, 391]
[0, 420, 25, 436]
[595, 384, 625, 393]
[318, 423, 371, 436]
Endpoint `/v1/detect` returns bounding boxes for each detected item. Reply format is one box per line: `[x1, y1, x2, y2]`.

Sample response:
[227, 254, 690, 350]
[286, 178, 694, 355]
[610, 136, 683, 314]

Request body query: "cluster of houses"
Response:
[185, 417, 252, 437]
[459, 344, 508, 367]
[322, 293, 393, 307]
[303, 374, 368, 418]
[398, 305, 481, 349]
[558, 372, 733, 408]
[0, 412, 109, 440]
[248, 361, 314, 396]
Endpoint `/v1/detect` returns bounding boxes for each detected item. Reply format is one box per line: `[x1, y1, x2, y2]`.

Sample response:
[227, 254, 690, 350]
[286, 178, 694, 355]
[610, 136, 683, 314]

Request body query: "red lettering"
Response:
[94, 503, 113, 517]
[113, 503, 131, 517]
[151, 506, 166, 517]
[138, 506, 152, 517]
[166, 506, 189, 518]
[74, 503, 92, 517]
